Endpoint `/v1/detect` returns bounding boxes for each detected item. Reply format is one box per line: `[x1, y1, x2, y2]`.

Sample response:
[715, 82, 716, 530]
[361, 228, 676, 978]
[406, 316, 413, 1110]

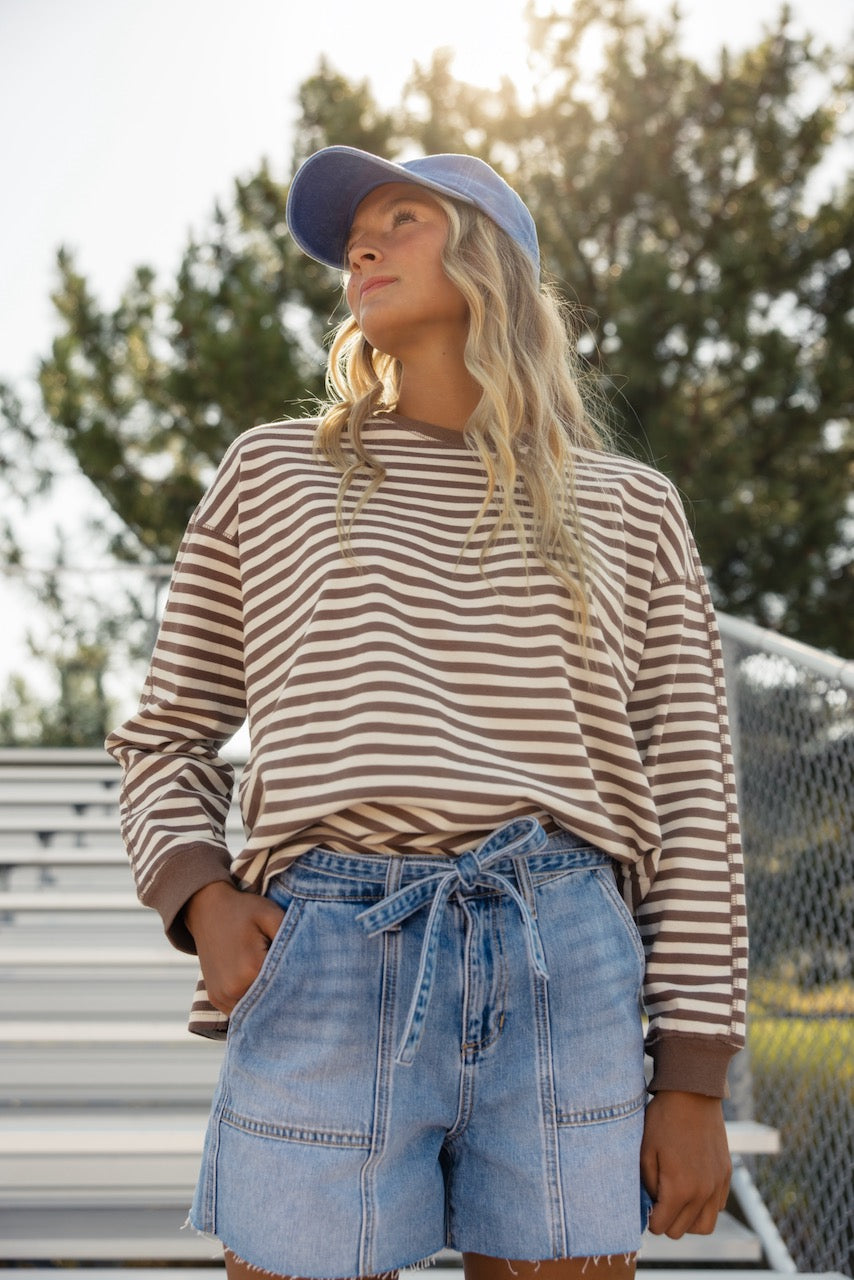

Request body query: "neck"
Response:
[396, 361, 482, 433]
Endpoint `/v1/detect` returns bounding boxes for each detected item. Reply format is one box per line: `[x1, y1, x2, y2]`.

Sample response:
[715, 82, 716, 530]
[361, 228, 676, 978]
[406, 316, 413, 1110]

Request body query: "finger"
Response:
[208, 964, 256, 1014]
[256, 908, 286, 945]
[690, 1198, 723, 1236]
[680, 1186, 725, 1237]
[719, 1162, 733, 1210]
[662, 1197, 704, 1240]
[648, 1174, 704, 1239]
[647, 1189, 679, 1237]
[217, 948, 268, 1013]
[639, 1138, 660, 1204]
[639, 1153, 658, 1195]
[665, 1179, 727, 1238]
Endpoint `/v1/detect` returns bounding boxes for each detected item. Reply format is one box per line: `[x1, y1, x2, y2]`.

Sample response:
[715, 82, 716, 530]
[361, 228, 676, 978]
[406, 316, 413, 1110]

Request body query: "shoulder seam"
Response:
[189, 519, 238, 547]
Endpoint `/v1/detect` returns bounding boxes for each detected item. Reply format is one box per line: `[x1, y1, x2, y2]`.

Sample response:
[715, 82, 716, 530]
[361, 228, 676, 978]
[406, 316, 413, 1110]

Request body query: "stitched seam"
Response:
[226, 898, 303, 1029]
[287, 888, 381, 903]
[221, 1108, 370, 1147]
[462, 899, 510, 1055]
[556, 1090, 647, 1126]
[191, 519, 238, 546]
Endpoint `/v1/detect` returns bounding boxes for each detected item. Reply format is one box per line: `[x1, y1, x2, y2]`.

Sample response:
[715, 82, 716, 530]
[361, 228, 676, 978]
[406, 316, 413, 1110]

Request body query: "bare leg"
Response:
[224, 1248, 398, 1280]
[463, 1252, 636, 1280]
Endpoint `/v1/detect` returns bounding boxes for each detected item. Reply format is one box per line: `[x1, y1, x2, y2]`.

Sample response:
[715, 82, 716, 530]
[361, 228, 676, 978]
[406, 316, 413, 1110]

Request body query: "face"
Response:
[344, 182, 469, 360]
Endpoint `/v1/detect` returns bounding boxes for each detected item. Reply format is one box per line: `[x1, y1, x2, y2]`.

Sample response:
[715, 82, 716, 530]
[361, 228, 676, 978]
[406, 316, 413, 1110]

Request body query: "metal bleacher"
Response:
[0, 748, 838, 1279]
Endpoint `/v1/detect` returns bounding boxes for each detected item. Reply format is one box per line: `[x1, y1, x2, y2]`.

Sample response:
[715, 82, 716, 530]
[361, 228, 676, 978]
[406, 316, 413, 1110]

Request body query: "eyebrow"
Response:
[346, 191, 434, 250]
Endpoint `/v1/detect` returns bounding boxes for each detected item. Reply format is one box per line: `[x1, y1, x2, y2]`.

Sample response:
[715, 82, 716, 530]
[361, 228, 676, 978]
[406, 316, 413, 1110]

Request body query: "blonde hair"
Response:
[314, 195, 611, 631]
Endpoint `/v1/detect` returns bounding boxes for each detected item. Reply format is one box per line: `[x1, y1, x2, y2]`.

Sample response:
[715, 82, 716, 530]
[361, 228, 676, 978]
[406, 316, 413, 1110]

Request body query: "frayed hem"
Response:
[225, 1248, 293, 1278]
[497, 1253, 638, 1274]
[223, 1251, 414, 1280]
[182, 1223, 442, 1280]
[181, 1215, 228, 1261]
[580, 1254, 637, 1272]
[404, 1252, 444, 1272]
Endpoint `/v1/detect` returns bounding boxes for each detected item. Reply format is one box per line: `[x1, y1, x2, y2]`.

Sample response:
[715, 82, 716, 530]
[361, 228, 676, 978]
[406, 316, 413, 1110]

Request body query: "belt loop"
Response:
[383, 853, 404, 930]
[514, 853, 538, 919]
[357, 817, 549, 1065]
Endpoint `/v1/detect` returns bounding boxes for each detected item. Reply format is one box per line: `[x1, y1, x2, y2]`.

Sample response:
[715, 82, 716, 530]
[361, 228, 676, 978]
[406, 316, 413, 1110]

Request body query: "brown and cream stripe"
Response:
[107, 413, 747, 1095]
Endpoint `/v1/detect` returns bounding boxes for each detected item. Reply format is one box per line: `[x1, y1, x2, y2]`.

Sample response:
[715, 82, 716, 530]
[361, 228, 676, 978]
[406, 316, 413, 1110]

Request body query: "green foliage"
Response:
[0, 656, 111, 749]
[0, 565, 142, 748]
[36, 166, 331, 561]
[23, 58, 409, 570]
[292, 58, 401, 167]
[0, 1, 851, 746]
[402, 0, 853, 653]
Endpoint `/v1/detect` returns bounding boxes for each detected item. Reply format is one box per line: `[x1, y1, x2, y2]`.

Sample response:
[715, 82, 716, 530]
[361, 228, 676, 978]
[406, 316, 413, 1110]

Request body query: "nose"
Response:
[347, 238, 382, 271]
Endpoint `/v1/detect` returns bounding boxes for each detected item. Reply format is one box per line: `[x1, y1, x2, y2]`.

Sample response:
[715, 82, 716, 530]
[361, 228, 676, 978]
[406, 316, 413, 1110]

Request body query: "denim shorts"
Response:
[190, 818, 652, 1277]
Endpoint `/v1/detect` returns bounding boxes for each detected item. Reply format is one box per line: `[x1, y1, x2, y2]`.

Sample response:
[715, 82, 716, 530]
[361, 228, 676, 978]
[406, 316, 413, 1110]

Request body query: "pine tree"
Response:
[1, 5, 851, 742]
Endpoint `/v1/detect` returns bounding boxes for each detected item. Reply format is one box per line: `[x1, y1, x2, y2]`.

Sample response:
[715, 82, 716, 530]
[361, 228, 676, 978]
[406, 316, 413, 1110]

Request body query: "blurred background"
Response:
[0, 4, 851, 1274]
[0, 0, 851, 745]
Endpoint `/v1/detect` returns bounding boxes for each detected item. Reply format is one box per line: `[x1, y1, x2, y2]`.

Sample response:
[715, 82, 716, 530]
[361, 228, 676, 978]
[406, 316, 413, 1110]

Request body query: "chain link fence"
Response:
[3, 559, 852, 1272]
[720, 615, 853, 1278]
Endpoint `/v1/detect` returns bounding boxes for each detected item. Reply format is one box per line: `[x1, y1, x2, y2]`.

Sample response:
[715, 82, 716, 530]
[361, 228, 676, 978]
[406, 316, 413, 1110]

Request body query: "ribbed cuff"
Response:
[140, 841, 236, 953]
[647, 1032, 739, 1097]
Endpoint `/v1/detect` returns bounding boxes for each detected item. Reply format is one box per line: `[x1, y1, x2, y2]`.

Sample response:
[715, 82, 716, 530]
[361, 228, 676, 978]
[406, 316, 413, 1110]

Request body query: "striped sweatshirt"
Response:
[106, 412, 747, 1096]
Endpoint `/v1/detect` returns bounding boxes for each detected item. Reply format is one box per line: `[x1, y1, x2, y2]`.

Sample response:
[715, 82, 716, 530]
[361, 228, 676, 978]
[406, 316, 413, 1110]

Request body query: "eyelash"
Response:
[392, 207, 417, 227]
[346, 207, 419, 257]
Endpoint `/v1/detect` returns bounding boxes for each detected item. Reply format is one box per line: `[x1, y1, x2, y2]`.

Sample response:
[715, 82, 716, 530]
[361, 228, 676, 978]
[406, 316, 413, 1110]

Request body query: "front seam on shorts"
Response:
[533, 959, 568, 1258]
[359, 855, 403, 1276]
[188, 817, 649, 1274]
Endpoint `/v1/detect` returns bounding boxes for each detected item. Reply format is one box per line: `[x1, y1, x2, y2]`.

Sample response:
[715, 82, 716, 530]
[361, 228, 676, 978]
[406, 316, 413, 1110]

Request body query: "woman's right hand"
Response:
[183, 880, 286, 1015]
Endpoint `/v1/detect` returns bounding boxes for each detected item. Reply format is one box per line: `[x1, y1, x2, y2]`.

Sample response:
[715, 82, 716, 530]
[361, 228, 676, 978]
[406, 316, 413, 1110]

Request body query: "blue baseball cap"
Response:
[286, 145, 540, 275]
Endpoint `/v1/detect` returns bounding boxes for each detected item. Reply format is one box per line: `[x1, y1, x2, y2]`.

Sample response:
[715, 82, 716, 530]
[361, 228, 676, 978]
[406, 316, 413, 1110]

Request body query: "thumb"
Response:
[254, 896, 287, 942]
[640, 1132, 660, 1202]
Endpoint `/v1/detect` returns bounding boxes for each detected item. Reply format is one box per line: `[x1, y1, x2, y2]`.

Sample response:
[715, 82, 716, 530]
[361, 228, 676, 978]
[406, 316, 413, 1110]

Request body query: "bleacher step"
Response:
[0, 1204, 764, 1265]
[0, 944, 197, 965]
[0, 1108, 778, 1160]
[0, 1109, 773, 1266]
[0, 1043, 223, 1107]
[0, 891, 142, 911]
[0, 749, 797, 1276]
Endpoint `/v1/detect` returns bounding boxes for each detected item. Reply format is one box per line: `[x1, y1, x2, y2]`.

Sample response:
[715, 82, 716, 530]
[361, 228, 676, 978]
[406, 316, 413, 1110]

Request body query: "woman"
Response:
[107, 145, 747, 1280]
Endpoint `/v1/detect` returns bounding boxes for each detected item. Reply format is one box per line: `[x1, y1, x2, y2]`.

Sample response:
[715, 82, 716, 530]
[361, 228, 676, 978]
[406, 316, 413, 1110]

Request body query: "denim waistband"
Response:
[277, 822, 609, 897]
[276, 818, 610, 1068]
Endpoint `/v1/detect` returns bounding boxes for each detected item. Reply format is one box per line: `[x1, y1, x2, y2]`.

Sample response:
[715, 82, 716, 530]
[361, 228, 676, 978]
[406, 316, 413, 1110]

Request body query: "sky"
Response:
[1, 0, 850, 387]
[0, 0, 850, 698]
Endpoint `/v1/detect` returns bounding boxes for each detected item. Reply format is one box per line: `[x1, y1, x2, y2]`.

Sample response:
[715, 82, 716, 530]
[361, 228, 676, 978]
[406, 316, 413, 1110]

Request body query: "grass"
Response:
[744, 982, 853, 1275]
[749, 976, 854, 1017]
[748, 977, 853, 1086]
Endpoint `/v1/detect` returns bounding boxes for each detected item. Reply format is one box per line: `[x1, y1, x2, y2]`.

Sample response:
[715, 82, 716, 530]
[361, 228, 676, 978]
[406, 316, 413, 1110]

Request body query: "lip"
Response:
[359, 275, 396, 299]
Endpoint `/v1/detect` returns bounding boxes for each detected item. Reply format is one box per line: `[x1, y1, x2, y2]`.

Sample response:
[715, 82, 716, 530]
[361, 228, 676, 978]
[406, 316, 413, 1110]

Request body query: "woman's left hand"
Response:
[640, 1090, 732, 1238]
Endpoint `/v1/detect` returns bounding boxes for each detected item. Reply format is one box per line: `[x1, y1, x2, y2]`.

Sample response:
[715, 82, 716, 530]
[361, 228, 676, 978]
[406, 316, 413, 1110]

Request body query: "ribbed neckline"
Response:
[369, 411, 471, 447]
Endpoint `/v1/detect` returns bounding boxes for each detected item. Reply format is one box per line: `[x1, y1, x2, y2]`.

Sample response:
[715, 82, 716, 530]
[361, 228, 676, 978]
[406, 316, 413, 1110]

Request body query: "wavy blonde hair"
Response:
[314, 194, 611, 631]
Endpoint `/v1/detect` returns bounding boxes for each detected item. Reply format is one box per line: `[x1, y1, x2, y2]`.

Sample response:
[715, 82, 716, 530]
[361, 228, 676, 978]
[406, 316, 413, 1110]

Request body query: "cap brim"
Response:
[285, 145, 472, 271]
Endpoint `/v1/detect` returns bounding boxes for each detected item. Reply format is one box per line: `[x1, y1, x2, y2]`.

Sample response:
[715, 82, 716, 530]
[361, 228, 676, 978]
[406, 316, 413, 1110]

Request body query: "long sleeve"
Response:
[106, 416, 748, 1057]
[621, 490, 748, 1096]
[105, 475, 247, 952]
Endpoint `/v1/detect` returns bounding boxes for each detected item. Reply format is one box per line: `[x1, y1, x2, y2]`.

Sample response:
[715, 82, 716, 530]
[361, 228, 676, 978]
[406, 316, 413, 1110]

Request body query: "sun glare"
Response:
[322, 0, 538, 104]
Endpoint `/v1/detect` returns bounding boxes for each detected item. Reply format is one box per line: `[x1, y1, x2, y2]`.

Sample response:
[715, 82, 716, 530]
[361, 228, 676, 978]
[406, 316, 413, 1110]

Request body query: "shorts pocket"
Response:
[219, 895, 385, 1142]
[593, 866, 646, 979]
[535, 865, 647, 1120]
[227, 885, 303, 1030]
